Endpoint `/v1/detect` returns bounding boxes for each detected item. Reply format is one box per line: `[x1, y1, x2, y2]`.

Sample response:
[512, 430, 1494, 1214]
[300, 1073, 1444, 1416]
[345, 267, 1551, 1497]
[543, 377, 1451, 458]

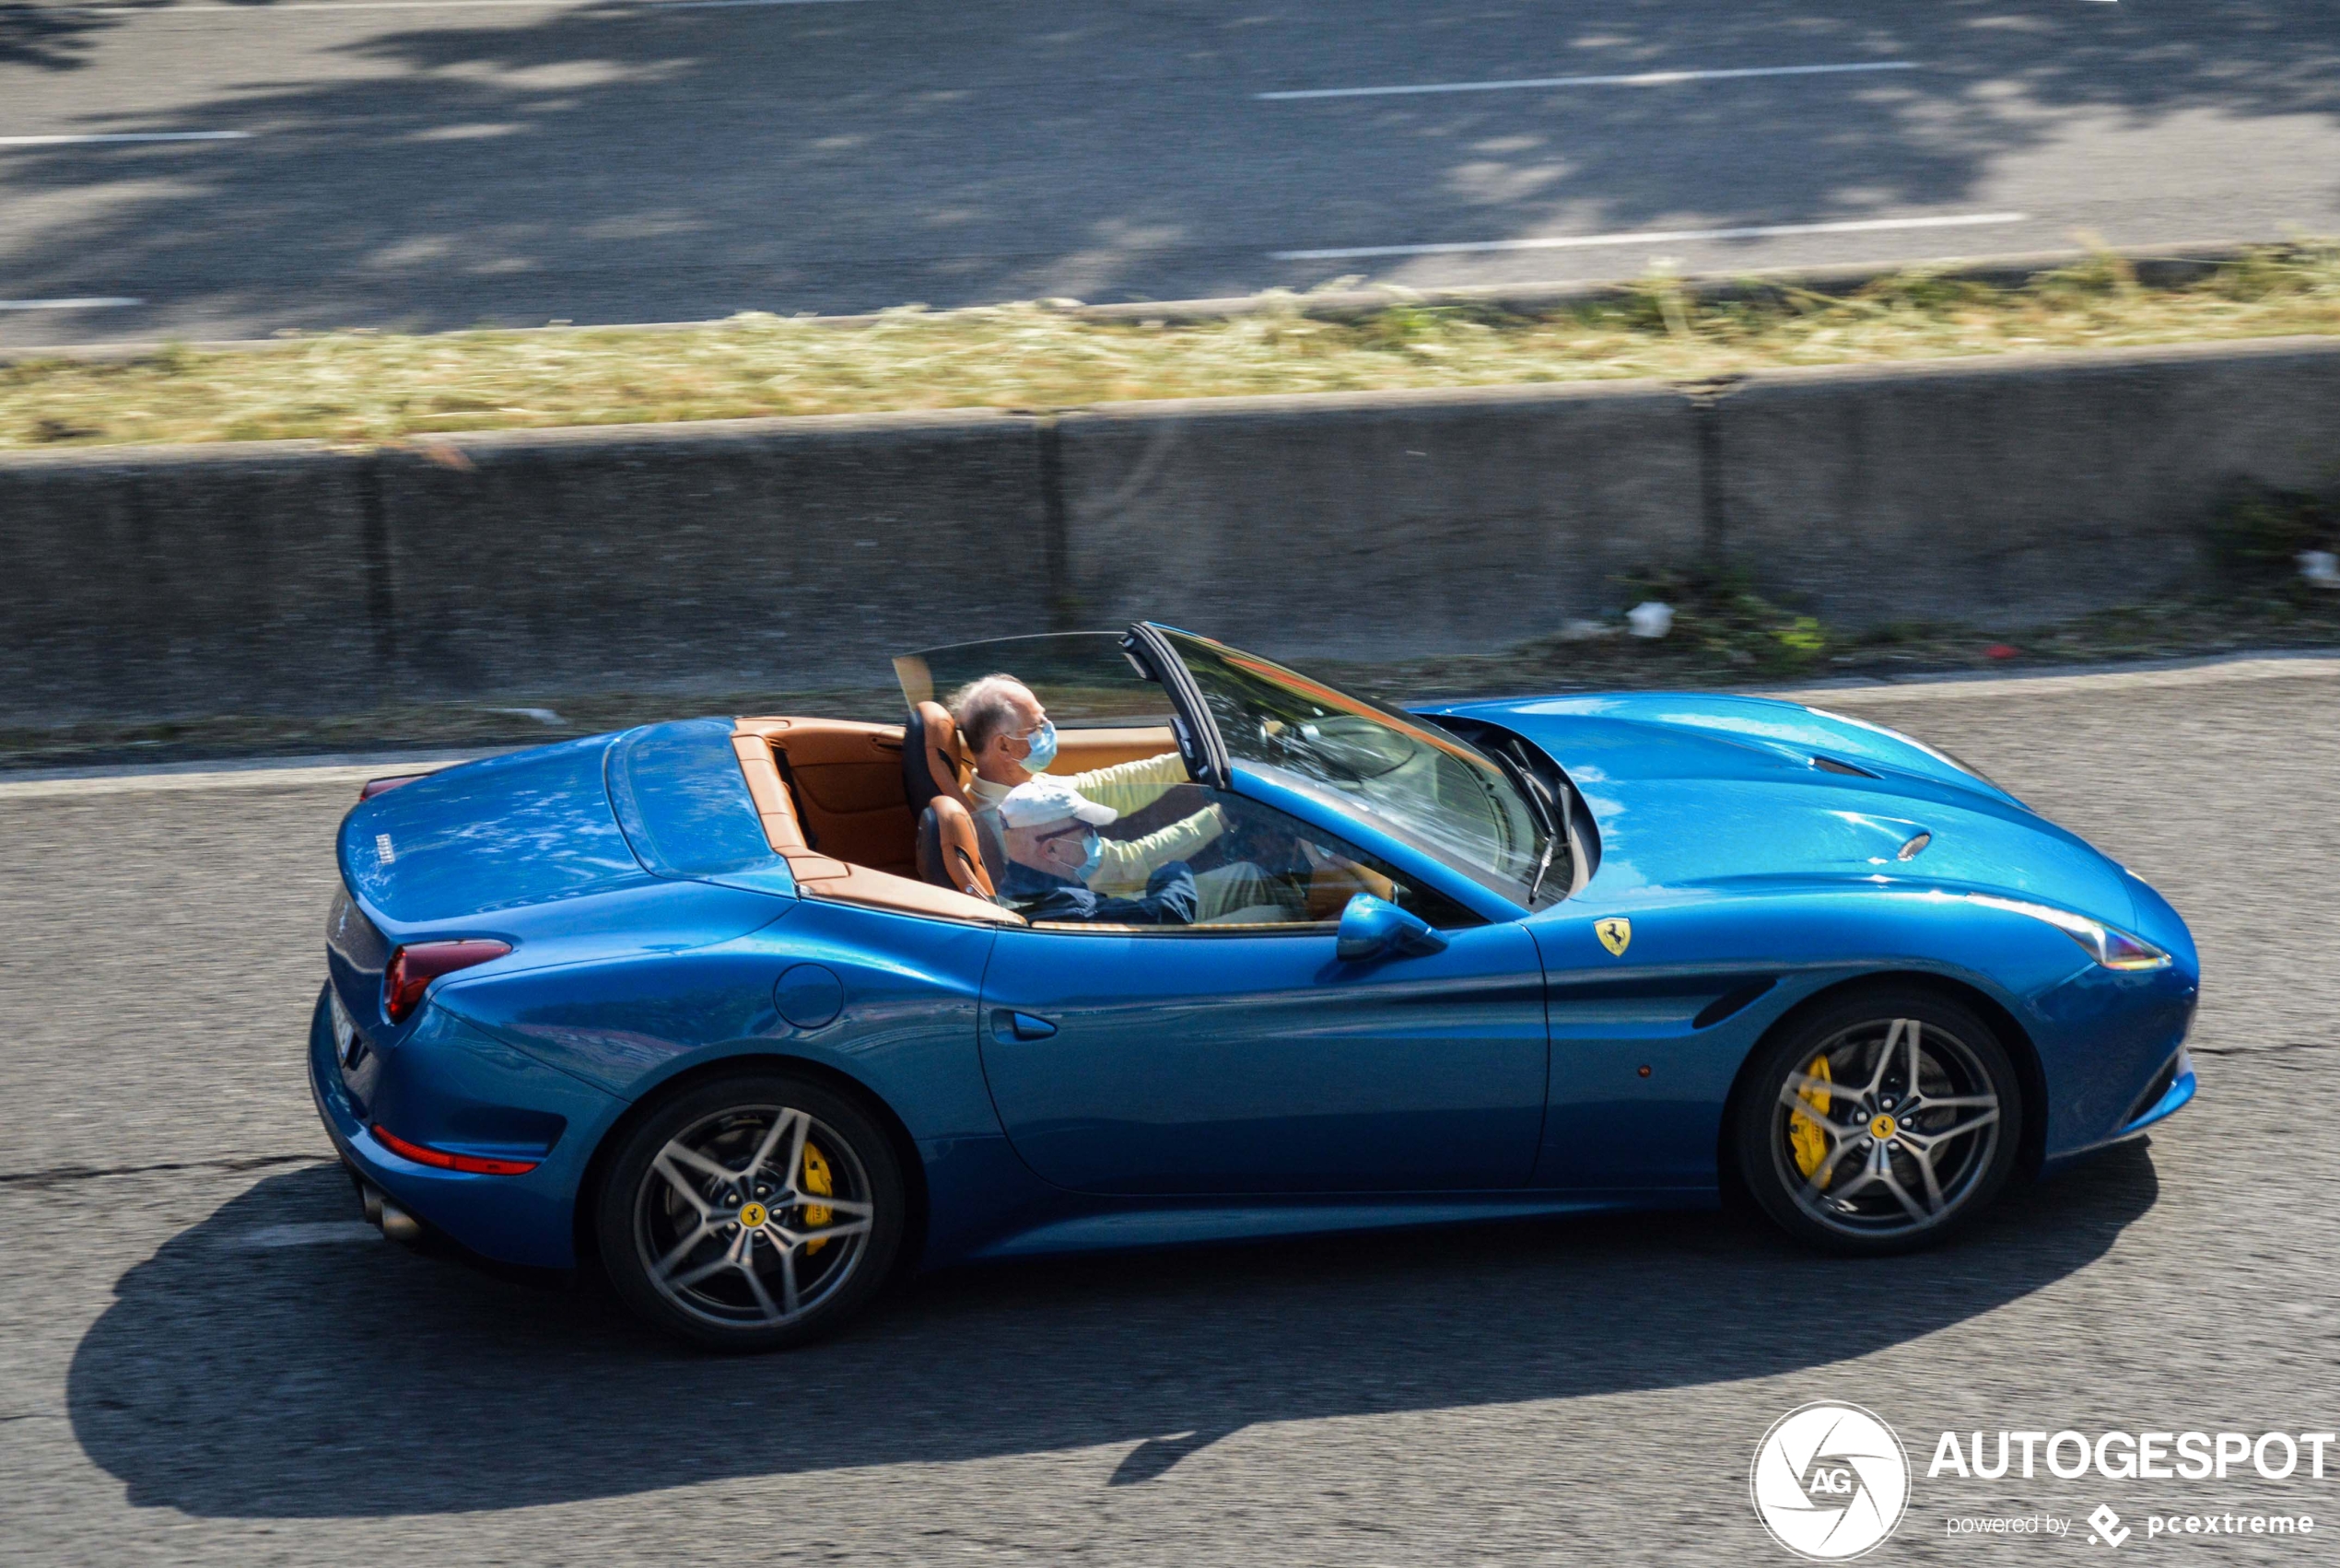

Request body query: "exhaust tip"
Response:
[378, 1198, 426, 1245]
[358, 1179, 385, 1226]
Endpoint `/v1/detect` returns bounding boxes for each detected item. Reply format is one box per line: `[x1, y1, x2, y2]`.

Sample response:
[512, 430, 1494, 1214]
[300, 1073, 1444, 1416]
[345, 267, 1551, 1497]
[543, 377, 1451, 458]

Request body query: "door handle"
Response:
[990, 1009, 1059, 1042]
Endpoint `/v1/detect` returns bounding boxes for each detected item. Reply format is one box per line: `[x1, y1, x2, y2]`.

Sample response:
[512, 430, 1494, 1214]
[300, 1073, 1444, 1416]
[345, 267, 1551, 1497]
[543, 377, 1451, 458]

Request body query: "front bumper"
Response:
[2121, 1048, 2197, 1136]
[2041, 1046, 2198, 1174]
[309, 984, 624, 1269]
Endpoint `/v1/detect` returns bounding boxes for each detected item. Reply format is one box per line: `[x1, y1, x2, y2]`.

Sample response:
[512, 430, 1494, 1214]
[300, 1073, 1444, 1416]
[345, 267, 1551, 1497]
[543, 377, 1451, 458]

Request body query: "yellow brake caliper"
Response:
[801, 1141, 835, 1255]
[1788, 1056, 1833, 1187]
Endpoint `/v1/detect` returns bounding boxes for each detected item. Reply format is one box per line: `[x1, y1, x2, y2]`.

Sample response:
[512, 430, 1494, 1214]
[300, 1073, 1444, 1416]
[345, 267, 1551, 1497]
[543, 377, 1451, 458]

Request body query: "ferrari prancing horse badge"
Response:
[1595, 917, 1632, 957]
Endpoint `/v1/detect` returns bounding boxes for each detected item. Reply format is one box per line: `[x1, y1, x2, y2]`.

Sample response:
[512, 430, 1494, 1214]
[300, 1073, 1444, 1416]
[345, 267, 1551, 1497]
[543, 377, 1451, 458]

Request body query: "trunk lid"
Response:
[338, 734, 653, 925]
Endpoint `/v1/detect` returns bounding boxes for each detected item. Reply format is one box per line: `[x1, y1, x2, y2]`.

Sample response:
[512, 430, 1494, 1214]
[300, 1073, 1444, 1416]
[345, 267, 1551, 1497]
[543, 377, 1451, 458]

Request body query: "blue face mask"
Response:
[1042, 826, 1101, 883]
[1020, 719, 1059, 774]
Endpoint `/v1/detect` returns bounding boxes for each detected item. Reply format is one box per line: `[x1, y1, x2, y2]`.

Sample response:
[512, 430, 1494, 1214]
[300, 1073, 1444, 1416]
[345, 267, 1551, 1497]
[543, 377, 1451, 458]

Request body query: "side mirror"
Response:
[1336, 894, 1450, 964]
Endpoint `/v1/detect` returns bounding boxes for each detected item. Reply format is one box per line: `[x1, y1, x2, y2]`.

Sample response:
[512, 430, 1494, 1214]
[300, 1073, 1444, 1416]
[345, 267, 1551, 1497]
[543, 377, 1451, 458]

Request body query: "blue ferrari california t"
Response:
[312, 625, 2198, 1349]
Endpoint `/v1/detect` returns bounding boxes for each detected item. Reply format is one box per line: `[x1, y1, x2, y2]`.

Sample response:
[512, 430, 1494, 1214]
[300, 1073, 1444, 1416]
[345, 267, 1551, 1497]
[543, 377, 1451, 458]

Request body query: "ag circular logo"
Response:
[1750, 1401, 1910, 1561]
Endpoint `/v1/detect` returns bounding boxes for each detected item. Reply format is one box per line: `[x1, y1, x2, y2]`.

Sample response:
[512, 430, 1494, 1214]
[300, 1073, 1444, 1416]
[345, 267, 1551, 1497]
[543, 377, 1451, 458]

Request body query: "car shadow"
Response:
[70, 1146, 2157, 1516]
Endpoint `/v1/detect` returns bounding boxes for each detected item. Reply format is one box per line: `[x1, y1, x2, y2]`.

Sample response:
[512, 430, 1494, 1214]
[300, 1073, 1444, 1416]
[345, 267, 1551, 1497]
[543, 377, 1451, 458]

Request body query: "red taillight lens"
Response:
[372, 1124, 539, 1176]
[382, 940, 511, 1023]
[358, 773, 427, 802]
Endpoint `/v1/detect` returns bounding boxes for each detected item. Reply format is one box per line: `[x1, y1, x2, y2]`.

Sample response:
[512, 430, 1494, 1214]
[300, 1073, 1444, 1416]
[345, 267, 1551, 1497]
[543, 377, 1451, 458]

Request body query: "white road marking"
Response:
[1258, 60, 1917, 102]
[0, 297, 144, 310]
[1272, 212, 2030, 262]
[228, 1222, 382, 1249]
[62, 0, 870, 13]
[1770, 655, 2340, 705]
[0, 132, 252, 147]
[0, 754, 484, 801]
[1, 661, 2328, 802]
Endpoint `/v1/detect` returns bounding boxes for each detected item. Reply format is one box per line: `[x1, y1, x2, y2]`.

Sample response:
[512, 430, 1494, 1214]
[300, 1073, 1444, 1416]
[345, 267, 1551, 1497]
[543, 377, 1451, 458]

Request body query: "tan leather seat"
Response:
[903, 701, 968, 814]
[916, 795, 996, 901]
[905, 698, 1012, 890]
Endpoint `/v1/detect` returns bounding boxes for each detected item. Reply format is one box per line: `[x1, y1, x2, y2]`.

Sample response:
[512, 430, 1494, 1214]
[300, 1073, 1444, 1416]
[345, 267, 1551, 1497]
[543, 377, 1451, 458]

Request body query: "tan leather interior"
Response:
[727, 716, 1177, 928]
[737, 717, 918, 877]
[917, 796, 996, 900]
[1051, 725, 1178, 775]
[732, 719, 1022, 926]
[913, 701, 970, 808]
[1031, 919, 1334, 934]
[1302, 857, 1398, 921]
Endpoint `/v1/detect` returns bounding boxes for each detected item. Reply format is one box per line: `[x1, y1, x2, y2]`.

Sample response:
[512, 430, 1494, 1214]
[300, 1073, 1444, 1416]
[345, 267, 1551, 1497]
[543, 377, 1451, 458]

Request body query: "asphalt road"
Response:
[3, 655, 2338, 1565]
[4, 0, 2338, 345]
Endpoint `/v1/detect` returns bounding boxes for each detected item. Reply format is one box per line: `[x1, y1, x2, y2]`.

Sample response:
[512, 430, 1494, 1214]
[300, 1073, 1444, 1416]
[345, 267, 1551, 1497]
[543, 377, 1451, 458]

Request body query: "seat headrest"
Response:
[903, 700, 968, 815]
[916, 796, 995, 901]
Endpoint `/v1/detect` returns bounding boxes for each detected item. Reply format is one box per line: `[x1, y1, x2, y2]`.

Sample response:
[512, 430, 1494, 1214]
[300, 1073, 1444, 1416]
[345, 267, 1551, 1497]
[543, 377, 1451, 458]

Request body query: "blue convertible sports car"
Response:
[313, 625, 2199, 1350]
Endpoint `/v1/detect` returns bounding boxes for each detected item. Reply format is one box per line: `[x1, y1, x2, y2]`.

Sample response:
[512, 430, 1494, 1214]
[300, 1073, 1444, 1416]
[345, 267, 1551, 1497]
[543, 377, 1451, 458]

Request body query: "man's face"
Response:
[975, 685, 1047, 783]
[1004, 817, 1094, 877]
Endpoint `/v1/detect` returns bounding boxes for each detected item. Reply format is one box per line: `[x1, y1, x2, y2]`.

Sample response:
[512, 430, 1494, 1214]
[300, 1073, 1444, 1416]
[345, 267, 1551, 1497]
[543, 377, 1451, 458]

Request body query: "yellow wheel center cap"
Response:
[736, 1201, 768, 1230]
[1869, 1114, 1898, 1141]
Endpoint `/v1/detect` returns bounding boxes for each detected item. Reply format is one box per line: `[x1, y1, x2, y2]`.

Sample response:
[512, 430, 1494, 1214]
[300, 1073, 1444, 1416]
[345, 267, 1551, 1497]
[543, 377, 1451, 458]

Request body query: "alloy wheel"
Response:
[632, 1104, 876, 1330]
[1770, 1015, 2004, 1238]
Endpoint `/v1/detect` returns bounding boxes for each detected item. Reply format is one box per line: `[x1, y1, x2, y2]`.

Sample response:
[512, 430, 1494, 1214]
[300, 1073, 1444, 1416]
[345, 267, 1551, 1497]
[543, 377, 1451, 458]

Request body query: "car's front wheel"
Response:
[596, 1072, 905, 1351]
[1732, 989, 2023, 1255]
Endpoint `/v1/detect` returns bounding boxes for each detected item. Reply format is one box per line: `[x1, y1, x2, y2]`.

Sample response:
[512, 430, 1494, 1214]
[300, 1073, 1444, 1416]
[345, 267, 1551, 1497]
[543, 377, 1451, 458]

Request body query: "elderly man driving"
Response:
[950, 673, 1223, 890]
[952, 673, 1303, 925]
[995, 780, 1198, 925]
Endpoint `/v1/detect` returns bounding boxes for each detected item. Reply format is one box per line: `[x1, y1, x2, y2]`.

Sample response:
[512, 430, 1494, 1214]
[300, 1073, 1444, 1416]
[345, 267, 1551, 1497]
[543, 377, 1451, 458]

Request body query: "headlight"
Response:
[1967, 894, 2170, 970]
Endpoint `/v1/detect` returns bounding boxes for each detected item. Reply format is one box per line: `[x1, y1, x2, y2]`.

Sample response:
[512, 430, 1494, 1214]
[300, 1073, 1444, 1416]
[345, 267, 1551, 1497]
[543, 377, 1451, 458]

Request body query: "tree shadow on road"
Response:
[69, 1142, 2157, 1515]
[2, 0, 2336, 332]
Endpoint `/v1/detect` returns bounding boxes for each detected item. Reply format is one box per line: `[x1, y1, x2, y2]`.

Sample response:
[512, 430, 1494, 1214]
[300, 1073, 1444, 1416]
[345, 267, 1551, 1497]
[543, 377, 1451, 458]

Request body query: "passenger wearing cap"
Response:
[995, 779, 1199, 926]
[949, 673, 1224, 895]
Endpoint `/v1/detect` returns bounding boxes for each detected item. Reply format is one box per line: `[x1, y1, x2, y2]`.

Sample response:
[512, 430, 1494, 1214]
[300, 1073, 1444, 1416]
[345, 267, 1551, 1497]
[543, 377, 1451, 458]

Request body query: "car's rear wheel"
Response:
[1733, 989, 2023, 1255]
[596, 1072, 904, 1351]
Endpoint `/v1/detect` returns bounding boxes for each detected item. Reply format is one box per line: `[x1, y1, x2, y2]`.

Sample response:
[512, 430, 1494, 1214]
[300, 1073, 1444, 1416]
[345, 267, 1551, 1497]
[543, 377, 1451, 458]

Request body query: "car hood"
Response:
[1431, 692, 2139, 927]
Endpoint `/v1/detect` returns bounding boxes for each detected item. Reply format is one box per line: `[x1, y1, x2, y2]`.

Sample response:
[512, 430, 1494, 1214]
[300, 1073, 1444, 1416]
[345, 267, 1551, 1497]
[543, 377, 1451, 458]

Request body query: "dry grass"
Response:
[6, 245, 2340, 451]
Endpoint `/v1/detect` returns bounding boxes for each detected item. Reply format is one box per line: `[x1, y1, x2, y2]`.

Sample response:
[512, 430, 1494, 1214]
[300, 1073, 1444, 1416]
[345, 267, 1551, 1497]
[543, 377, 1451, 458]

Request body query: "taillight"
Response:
[372, 1124, 539, 1176]
[358, 773, 427, 802]
[382, 940, 511, 1023]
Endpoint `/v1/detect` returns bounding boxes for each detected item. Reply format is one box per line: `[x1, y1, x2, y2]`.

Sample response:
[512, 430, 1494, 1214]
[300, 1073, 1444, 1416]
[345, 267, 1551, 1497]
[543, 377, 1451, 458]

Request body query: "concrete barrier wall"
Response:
[0, 412, 1048, 720]
[1058, 381, 1707, 660]
[1715, 339, 2340, 626]
[2, 338, 2335, 721]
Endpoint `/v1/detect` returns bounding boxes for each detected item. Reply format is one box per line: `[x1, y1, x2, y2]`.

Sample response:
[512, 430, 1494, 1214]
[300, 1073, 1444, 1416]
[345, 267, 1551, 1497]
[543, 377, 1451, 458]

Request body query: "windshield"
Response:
[895, 632, 1173, 727]
[1157, 629, 1557, 907]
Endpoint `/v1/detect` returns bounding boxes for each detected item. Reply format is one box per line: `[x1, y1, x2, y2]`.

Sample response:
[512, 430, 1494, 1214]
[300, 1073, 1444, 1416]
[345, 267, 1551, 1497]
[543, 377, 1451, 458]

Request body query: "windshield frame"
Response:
[1143, 623, 1562, 911]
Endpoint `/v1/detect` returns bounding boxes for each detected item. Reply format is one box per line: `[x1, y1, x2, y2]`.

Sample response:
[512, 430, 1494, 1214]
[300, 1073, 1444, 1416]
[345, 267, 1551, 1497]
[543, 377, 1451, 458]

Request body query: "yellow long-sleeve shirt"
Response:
[970, 751, 1225, 896]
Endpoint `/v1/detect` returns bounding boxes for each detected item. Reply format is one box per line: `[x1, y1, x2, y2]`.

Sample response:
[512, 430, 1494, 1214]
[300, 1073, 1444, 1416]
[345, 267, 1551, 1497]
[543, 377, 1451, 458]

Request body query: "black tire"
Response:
[1732, 989, 2023, 1256]
[595, 1072, 906, 1351]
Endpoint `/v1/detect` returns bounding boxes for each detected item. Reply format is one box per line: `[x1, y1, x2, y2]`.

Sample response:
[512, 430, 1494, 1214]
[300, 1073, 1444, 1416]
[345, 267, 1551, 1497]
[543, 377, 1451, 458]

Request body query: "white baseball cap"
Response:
[998, 778, 1118, 830]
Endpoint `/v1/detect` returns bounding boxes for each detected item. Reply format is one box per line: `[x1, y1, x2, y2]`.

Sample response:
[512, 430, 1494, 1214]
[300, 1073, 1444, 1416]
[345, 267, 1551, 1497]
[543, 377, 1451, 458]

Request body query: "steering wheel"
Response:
[1216, 808, 1304, 875]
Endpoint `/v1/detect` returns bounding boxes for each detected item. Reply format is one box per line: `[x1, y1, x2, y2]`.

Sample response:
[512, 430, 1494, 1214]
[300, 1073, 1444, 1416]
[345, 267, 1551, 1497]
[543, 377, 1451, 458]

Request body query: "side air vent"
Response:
[1812, 755, 1878, 778]
[1692, 977, 1778, 1030]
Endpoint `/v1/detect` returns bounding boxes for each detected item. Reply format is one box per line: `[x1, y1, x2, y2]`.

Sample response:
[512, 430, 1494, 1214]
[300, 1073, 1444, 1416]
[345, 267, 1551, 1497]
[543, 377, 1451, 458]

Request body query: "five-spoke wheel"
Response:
[1733, 989, 2023, 1253]
[597, 1074, 904, 1350]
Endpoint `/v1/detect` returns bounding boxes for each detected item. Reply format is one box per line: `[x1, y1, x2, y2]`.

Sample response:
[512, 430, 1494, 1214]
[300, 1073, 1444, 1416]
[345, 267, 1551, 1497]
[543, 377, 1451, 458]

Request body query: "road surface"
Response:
[3, 655, 2336, 1563]
[4, 0, 2338, 344]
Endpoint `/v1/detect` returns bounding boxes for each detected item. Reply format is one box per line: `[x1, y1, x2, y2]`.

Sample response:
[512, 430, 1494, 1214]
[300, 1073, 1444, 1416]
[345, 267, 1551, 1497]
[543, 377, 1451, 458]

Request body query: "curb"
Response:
[0, 240, 2279, 366]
